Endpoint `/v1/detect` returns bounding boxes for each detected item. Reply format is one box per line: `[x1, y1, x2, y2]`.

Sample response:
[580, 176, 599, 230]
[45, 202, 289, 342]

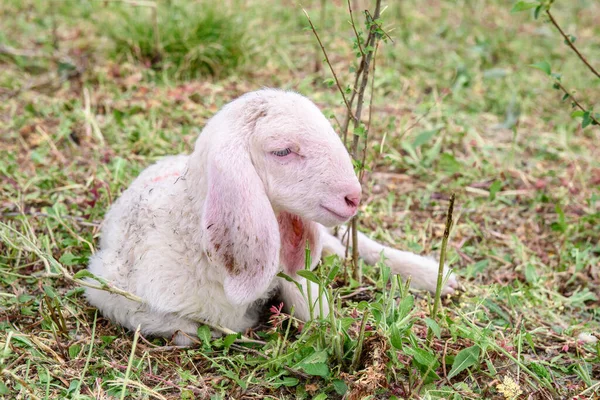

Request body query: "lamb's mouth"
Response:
[320, 205, 354, 221]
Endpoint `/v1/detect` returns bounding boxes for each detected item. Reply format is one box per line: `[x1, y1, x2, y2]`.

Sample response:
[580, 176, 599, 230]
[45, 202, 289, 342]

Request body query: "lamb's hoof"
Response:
[441, 271, 459, 296]
[409, 255, 460, 296]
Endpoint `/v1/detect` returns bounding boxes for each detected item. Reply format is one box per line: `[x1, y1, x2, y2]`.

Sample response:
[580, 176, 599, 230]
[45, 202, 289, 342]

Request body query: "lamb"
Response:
[85, 89, 458, 345]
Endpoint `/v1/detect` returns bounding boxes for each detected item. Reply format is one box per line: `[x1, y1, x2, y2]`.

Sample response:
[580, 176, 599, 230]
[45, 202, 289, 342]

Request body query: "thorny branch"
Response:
[546, 9, 600, 80]
[347, 0, 365, 59]
[350, 3, 382, 162]
[304, 1, 386, 281]
[542, 8, 599, 127]
[350, 0, 383, 282]
[341, 2, 391, 146]
[554, 79, 600, 126]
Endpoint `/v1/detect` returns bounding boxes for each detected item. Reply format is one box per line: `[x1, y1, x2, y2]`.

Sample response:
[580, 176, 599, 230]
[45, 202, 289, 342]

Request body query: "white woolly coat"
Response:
[85, 89, 457, 345]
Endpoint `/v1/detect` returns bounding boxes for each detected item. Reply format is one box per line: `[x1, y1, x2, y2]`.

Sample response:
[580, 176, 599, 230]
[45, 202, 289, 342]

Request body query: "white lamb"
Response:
[85, 89, 458, 345]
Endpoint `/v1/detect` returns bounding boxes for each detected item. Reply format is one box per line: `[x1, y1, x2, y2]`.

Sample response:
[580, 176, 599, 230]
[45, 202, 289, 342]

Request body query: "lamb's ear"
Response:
[203, 149, 280, 306]
[278, 212, 322, 275]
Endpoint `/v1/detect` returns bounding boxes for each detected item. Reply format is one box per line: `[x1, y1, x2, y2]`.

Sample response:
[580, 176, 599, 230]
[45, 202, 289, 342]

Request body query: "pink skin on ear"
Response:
[278, 212, 318, 275]
[203, 158, 281, 306]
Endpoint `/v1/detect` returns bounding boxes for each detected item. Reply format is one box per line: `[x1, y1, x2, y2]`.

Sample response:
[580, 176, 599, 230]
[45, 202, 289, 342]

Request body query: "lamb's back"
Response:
[93, 155, 192, 286]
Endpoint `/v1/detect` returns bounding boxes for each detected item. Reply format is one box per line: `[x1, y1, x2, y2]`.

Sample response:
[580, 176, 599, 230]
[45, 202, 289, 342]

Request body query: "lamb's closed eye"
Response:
[272, 148, 292, 157]
[269, 147, 299, 164]
[84, 88, 457, 346]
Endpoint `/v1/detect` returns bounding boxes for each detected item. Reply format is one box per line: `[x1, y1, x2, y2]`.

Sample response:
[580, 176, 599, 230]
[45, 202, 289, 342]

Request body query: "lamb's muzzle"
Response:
[320, 182, 361, 221]
[84, 88, 458, 346]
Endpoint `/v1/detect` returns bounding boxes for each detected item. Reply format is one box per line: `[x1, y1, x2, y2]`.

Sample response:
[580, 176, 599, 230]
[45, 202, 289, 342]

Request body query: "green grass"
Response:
[101, 1, 251, 79]
[1, 0, 599, 399]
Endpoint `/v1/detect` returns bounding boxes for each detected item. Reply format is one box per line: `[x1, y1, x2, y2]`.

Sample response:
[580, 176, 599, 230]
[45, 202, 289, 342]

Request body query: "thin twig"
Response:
[303, 8, 356, 123]
[412, 350, 443, 396]
[546, 10, 600, 80]
[365, 10, 394, 43]
[554, 79, 600, 126]
[74, 312, 97, 395]
[347, 0, 365, 57]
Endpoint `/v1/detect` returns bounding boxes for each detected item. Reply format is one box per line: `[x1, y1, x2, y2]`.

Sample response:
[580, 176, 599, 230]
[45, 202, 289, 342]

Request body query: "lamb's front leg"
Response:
[321, 225, 459, 295]
[278, 276, 330, 321]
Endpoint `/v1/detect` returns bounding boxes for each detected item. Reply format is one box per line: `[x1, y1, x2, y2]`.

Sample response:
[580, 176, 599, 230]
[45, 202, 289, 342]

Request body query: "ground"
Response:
[0, 0, 599, 399]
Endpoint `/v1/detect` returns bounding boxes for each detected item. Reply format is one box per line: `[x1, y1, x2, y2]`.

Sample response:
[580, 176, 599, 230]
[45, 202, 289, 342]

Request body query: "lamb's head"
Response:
[245, 92, 361, 227]
[192, 89, 360, 306]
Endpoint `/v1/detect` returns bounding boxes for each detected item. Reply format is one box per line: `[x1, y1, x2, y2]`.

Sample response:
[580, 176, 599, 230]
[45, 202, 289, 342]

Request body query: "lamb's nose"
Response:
[343, 185, 362, 209]
[345, 195, 359, 208]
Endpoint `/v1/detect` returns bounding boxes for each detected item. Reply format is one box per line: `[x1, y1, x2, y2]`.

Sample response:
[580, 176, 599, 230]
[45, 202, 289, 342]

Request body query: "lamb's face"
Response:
[250, 98, 362, 227]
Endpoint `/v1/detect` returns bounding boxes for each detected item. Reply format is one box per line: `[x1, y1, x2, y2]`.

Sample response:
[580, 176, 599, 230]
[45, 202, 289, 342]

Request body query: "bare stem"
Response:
[546, 10, 600, 80]
[350, 309, 369, 372]
[350, 218, 361, 283]
[427, 193, 455, 344]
